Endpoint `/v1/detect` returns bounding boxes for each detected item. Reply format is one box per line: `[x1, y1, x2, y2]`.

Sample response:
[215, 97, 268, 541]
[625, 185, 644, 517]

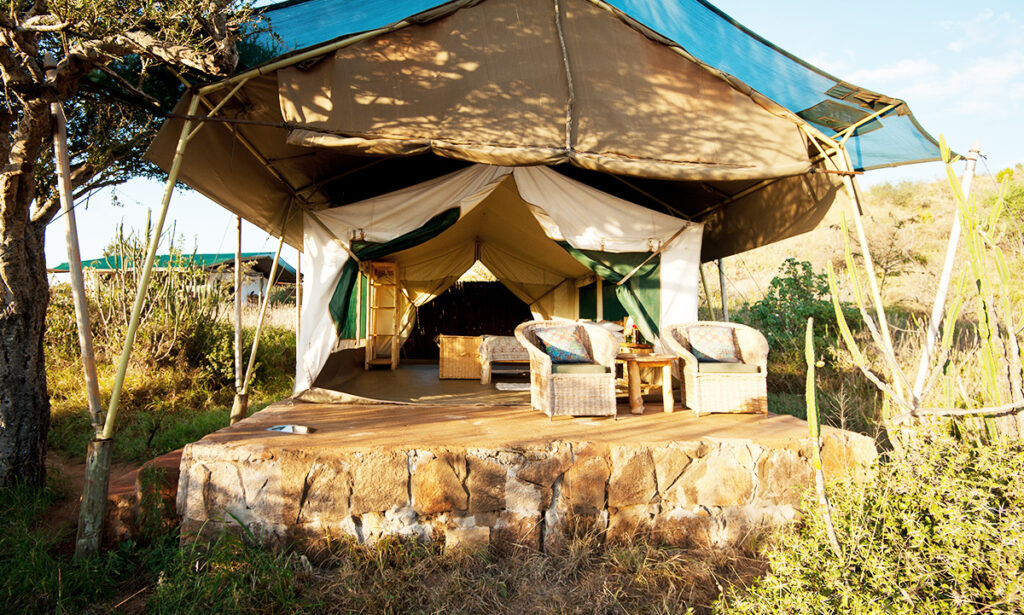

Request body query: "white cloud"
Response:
[847, 59, 939, 86]
[942, 9, 1019, 53]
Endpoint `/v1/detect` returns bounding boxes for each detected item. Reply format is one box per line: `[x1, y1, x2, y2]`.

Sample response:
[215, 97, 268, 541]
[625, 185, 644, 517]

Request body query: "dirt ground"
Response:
[43, 454, 140, 551]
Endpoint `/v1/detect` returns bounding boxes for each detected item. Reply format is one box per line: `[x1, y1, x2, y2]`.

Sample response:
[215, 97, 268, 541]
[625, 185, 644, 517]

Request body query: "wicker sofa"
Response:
[514, 320, 618, 418]
[663, 322, 769, 417]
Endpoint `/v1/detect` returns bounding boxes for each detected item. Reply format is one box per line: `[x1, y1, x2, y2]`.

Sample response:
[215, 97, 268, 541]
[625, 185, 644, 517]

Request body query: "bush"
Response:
[718, 436, 1024, 614]
[736, 259, 838, 353]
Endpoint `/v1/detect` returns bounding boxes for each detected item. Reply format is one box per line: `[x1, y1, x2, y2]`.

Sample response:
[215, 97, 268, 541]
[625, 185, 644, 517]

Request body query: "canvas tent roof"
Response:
[148, 0, 926, 262]
[253, 0, 940, 172]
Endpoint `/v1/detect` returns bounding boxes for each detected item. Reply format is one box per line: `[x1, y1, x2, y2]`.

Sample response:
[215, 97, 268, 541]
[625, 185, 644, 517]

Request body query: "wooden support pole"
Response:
[102, 94, 201, 440]
[596, 277, 604, 321]
[911, 142, 981, 406]
[717, 258, 729, 322]
[229, 216, 247, 424]
[73, 438, 112, 560]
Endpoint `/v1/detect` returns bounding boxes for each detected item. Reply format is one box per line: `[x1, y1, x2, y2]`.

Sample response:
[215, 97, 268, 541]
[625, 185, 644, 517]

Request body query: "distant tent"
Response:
[49, 252, 298, 284]
[146, 0, 940, 397]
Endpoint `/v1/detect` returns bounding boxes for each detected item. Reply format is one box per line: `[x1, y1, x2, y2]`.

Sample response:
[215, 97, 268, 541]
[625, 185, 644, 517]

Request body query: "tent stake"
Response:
[47, 55, 107, 559]
[911, 141, 981, 406]
[102, 94, 201, 440]
[717, 258, 730, 322]
[230, 215, 247, 424]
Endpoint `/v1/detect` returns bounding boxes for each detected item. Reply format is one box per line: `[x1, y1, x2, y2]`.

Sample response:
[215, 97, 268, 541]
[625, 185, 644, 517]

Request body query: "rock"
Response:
[504, 475, 545, 514]
[350, 450, 409, 515]
[651, 507, 713, 548]
[563, 455, 609, 513]
[516, 444, 574, 487]
[670, 443, 754, 507]
[757, 449, 813, 506]
[492, 511, 541, 552]
[467, 454, 507, 513]
[820, 432, 877, 480]
[651, 444, 695, 497]
[411, 451, 468, 515]
[606, 504, 658, 544]
[608, 447, 657, 507]
[444, 526, 490, 552]
[296, 462, 351, 525]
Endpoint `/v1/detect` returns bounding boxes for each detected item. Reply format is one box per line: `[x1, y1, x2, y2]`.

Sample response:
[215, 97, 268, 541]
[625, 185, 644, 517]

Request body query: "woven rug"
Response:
[495, 382, 530, 391]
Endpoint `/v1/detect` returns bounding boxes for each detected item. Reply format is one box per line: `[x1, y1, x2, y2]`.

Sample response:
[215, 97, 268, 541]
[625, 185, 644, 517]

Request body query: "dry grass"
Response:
[293, 530, 768, 615]
[218, 303, 298, 331]
[706, 174, 1006, 312]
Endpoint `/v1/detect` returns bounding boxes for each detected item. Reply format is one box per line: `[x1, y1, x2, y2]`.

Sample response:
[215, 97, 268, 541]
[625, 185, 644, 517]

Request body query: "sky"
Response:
[44, 0, 1024, 269]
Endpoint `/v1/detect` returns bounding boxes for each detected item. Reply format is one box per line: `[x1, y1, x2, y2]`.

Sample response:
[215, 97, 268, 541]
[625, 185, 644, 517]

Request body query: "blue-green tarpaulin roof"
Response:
[252, 0, 940, 171]
[51, 252, 297, 278]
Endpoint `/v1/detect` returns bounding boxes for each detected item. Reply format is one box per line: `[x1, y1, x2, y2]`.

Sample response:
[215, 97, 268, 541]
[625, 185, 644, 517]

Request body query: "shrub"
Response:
[718, 436, 1024, 614]
[735, 258, 845, 357]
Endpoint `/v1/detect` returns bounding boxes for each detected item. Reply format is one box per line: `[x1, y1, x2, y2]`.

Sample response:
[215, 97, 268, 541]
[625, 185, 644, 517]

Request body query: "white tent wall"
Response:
[295, 164, 703, 396]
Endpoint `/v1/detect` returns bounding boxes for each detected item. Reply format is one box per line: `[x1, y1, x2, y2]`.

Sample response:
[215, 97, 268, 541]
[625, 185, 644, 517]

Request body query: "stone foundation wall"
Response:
[177, 432, 876, 551]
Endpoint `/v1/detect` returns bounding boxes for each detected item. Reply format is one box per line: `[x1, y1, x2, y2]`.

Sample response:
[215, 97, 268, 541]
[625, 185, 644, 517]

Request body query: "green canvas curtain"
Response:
[328, 208, 461, 338]
[559, 242, 661, 342]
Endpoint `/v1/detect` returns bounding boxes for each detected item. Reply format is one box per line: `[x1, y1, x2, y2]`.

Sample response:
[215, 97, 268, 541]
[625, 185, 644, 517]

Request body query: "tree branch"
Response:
[891, 400, 1024, 424]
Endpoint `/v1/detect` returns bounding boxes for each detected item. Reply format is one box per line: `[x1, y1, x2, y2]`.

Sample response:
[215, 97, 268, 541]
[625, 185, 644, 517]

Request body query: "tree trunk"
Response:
[0, 103, 53, 488]
[0, 214, 52, 488]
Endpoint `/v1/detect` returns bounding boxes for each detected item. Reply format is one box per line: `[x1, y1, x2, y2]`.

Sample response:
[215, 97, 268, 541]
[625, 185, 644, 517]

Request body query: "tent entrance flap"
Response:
[564, 244, 661, 342]
[297, 164, 704, 396]
[330, 207, 460, 338]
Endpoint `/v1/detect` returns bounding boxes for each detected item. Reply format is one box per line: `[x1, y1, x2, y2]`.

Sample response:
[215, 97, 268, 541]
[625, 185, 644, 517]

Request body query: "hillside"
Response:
[710, 172, 1016, 312]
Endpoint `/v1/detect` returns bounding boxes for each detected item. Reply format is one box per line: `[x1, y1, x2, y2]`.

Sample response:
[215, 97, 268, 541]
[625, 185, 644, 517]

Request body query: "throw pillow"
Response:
[687, 326, 740, 363]
[535, 326, 591, 364]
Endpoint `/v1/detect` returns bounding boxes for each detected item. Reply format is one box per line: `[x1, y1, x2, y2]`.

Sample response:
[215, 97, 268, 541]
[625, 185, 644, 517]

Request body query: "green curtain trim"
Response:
[329, 208, 461, 338]
[557, 241, 661, 342]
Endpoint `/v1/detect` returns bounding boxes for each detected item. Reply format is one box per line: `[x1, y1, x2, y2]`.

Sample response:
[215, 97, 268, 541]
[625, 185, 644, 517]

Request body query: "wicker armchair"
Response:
[514, 320, 618, 418]
[663, 322, 769, 417]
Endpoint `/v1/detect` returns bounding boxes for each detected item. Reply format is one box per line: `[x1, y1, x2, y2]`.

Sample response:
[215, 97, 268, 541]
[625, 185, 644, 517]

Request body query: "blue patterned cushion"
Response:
[688, 326, 739, 363]
[535, 326, 591, 364]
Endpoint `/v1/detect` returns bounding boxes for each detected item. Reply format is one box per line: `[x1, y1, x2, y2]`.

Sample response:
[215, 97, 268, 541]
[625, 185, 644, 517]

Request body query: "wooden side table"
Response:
[617, 353, 676, 414]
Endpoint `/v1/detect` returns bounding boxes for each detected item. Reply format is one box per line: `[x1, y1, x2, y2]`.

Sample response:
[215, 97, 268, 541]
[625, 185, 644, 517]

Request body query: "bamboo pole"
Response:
[717, 258, 729, 322]
[102, 94, 201, 440]
[47, 55, 108, 559]
[699, 264, 716, 320]
[836, 145, 906, 401]
[240, 230, 287, 397]
[46, 57, 103, 431]
[911, 142, 981, 406]
[229, 216, 246, 424]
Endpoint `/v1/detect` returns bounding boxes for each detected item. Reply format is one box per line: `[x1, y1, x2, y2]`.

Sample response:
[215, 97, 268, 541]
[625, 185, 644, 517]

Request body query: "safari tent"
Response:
[145, 0, 940, 400]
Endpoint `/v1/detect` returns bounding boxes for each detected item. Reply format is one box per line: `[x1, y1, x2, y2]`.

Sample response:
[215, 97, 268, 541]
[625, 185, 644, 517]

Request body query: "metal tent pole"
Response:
[295, 251, 302, 338]
[717, 258, 729, 322]
[240, 227, 288, 399]
[230, 215, 247, 424]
